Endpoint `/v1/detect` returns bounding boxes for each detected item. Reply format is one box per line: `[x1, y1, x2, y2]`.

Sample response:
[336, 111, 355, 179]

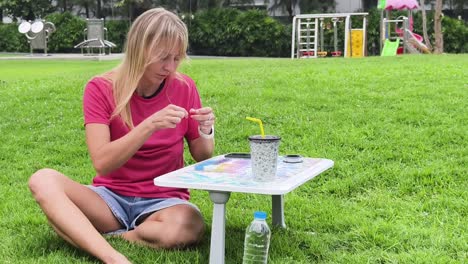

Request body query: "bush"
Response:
[188, 8, 290, 57]
[234, 10, 290, 57]
[187, 8, 241, 55]
[441, 16, 468, 53]
[365, 8, 383, 56]
[45, 12, 86, 53]
[0, 23, 29, 52]
[0, 9, 465, 55]
[105, 19, 131, 53]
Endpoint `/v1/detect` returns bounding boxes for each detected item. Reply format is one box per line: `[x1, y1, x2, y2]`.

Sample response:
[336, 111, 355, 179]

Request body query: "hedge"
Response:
[0, 9, 466, 56]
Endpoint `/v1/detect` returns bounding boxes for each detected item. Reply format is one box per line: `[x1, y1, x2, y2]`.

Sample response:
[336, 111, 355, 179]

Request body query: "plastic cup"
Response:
[248, 135, 281, 182]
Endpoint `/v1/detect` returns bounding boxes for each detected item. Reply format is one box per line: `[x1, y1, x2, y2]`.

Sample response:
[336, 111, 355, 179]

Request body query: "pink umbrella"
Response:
[384, 0, 419, 10]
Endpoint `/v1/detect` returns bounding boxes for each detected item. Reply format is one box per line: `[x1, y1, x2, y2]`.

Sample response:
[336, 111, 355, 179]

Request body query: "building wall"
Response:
[3, 17, 13, 23]
[267, 1, 300, 16]
[335, 0, 363, 13]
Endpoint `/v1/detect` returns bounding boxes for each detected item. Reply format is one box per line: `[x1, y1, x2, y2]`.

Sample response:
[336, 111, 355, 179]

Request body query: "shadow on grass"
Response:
[14, 229, 99, 263]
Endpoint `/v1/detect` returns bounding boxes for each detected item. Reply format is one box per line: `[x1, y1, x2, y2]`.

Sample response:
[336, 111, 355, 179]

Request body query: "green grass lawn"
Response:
[0, 55, 466, 263]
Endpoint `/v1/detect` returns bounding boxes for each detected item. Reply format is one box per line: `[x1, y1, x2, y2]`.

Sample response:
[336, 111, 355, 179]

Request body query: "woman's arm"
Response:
[86, 104, 188, 175]
[187, 107, 215, 162]
[188, 135, 215, 162]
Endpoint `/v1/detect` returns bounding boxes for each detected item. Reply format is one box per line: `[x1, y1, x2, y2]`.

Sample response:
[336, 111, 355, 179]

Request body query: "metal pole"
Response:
[363, 16, 367, 56]
[333, 19, 338, 52]
[314, 18, 318, 58]
[319, 18, 324, 52]
[380, 10, 384, 54]
[349, 16, 353, 57]
[403, 17, 409, 54]
[344, 16, 350, 58]
[111, 0, 114, 18]
[291, 17, 296, 58]
[307, 18, 311, 55]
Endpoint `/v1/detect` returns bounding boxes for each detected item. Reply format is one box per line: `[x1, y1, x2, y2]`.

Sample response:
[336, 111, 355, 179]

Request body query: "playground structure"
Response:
[291, 13, 368, 59]
[18, 20, 56, 56]
[379, 0, 430, 56]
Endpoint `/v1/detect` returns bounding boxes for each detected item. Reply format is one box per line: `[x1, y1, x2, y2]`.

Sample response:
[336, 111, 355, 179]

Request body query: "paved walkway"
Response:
[0, 53, 124, 61]
[0, 53, 271, 61]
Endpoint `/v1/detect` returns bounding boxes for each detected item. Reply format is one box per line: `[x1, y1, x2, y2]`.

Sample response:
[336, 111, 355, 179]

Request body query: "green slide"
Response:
[381, 39, 400, 56]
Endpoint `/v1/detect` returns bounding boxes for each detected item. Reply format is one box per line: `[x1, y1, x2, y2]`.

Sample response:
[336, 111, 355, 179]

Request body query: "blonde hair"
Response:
[105, 8, 188, 129]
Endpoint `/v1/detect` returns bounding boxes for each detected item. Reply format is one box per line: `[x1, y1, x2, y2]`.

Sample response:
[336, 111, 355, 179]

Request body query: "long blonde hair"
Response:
[105, 8, 188, 129]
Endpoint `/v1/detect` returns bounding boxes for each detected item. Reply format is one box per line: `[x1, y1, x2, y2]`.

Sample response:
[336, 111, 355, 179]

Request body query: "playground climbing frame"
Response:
[291, 13, 368, 59]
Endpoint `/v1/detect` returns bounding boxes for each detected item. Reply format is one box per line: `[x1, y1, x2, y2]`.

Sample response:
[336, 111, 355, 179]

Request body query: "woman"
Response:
[28, 8, 214, 264]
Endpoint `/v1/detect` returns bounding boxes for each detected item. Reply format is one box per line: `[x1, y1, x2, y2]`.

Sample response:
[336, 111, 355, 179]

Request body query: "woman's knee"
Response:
[162, 212, 205, 248]
[28, 168, 63, 200]
[159, 224, 204, 249]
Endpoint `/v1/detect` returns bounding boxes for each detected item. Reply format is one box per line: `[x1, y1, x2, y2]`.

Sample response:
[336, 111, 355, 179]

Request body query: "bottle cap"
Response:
[254, 211, 267, 219]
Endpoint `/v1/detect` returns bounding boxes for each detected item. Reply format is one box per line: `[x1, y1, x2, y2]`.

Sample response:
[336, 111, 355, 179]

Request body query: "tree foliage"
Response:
[0, 0, 55, 21]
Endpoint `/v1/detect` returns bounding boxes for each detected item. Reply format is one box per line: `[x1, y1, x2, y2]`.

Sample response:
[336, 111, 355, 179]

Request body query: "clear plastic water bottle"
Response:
[242, 211, 271, 264]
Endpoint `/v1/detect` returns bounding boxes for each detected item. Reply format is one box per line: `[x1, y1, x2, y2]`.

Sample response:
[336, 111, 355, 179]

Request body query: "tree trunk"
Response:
[85, 3, 90, 18]
[128, 2, 135, 21]
[287, 0, 299, 20]
[286, 2, 293, 19]
[26, 7, 35, 21]
[96, 0, 102, 18]
[208, 0, 217, 9]
[419, 0, 432, 51]
[433, 0, 443, 54]
[193, 0, 199, 13]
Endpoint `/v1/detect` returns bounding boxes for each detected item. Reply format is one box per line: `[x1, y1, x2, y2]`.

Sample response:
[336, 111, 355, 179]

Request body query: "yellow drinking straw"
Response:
[246, 117, 265, 138]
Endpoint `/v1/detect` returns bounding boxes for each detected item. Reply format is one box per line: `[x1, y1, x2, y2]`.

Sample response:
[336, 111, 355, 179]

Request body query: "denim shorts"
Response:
[88, 185, 200, 234]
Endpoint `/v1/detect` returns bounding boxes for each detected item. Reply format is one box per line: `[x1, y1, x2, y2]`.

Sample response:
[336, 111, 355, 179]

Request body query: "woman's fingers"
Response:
[190, 107, 215, 124]
[150, 104, 188, 128]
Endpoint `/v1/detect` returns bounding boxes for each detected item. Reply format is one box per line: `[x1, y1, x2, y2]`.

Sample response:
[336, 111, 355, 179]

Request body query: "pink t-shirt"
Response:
[83, 74, 202, 199]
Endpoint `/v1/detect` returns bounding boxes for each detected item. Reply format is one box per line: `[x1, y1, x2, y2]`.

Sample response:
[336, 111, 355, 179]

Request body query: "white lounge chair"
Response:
[74, 18, 116, 55]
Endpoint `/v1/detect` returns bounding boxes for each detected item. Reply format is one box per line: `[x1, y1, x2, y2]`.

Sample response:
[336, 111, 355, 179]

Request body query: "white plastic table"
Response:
[154, 154, 334, 264]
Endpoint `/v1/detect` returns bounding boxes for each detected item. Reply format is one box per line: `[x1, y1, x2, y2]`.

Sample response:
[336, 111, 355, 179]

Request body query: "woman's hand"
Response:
[147, 104, 188, 131]
[189, 107, 215, 134]
[188, 107, 215, 162]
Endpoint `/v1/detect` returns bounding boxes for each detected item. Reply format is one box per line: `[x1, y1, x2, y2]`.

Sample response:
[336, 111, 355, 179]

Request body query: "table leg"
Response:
[272, 195, 286, 228]
[208, 191, 231, 264]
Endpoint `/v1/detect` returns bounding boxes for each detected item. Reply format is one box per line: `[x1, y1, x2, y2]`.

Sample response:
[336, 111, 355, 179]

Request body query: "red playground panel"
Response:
[301, 51, 314, 56]
[331, 51, 342, 57]
[397, 47, 404, 54]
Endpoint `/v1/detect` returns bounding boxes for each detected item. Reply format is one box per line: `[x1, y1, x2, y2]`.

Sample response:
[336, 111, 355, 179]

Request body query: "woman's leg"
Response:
[28, 168, 131, 264]
[122, 204, 205, 249]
